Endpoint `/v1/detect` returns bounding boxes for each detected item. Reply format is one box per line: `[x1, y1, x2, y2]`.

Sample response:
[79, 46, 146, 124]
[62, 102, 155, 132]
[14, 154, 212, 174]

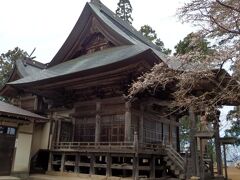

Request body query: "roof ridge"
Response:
[90, 1, 163, 52]
[16, 58, 46, 69]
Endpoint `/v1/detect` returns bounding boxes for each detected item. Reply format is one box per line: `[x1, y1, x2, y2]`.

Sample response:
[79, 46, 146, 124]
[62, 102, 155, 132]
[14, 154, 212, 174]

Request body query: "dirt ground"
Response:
[27, 168, 240, 180]
[227, 167, 240, 180]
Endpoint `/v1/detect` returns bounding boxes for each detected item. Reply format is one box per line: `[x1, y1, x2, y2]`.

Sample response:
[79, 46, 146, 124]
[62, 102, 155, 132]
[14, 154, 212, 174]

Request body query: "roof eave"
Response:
[8, 48, 155, 89]
[0, 112, 48, 123]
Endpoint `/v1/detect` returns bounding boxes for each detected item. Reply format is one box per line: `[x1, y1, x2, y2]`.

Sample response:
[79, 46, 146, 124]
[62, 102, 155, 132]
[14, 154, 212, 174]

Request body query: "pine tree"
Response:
[174, 33, 212, 56]
[140, 25, 157, 42]
[116, 0, 133, 24]
[140, 25, 172, 55]
[0, 47, 28, 87]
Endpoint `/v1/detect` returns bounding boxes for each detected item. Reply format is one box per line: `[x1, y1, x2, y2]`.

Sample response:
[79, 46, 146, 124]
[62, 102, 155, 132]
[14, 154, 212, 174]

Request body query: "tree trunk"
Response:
[188, 107, 199, 177]
[213, 111, 223, 176]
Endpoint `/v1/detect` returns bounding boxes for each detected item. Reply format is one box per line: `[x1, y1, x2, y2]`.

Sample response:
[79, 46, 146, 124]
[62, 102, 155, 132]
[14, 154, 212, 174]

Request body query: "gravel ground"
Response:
[227, 167, 240, 180]
[7, 168, 237, 180]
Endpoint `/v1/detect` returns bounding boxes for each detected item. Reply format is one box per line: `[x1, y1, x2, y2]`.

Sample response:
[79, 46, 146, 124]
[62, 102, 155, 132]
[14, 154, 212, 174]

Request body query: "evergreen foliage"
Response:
[174, 33, 213, 56]
[226, 107, 240, 145]
[0, 47, 28, 87]
[179, 116, 190, 151]
[116, 0, 133, 24]
[140, 25, 172, 55]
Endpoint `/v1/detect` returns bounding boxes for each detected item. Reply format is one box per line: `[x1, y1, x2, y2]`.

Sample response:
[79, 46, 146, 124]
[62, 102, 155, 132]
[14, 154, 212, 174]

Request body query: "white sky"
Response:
[0, 0, 194, 63]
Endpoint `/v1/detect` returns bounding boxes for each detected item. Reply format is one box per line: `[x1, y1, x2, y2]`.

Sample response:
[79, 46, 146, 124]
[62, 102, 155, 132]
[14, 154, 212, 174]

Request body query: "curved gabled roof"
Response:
[48, 0, 166, 67]
[5, 1, 181, 89]
[0, 58, 45, 96]
[15, 59, 45, 78]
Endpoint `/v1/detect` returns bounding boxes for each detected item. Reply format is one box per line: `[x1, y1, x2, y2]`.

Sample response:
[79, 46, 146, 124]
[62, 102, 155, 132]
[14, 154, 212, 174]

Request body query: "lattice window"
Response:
[74, 117, 95, 142]
[163, 124, 170, 145]
[143, 119, 162, 144]
[60, 122, 73, 142]
[73, 32, 114, 58]
[171, 126, 177, 149]
[100, 114, 124, 142]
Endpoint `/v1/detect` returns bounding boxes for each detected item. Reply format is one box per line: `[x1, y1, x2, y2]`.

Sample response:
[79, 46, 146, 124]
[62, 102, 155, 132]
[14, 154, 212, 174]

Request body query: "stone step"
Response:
[0, 177, 20, 180]
[174, 169, 180, 175]
[163, 156, 169, 161]
[166, 160, 173, 166]
[179, 174, 185, 180]
[170, 165, 176, 171]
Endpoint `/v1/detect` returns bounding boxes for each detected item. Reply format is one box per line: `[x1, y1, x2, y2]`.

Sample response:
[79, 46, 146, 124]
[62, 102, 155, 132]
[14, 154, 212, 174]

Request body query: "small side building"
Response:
[0, 101, 47, 178]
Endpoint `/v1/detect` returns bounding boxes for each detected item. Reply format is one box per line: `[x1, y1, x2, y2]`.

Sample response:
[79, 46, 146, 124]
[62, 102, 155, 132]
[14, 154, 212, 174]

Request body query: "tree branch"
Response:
[216, 0, 240, 14]
[210, 15, 240, 35]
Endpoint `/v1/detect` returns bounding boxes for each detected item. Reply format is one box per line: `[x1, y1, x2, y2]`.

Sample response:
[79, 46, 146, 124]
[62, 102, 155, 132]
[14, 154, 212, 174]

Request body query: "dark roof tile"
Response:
[9, 45, 149, 85]
[0, 101, 47, 121]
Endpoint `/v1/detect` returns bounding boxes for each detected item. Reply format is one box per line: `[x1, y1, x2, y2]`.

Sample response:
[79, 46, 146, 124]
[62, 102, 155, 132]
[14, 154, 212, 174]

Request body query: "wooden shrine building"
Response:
[0, 0, 190, 179]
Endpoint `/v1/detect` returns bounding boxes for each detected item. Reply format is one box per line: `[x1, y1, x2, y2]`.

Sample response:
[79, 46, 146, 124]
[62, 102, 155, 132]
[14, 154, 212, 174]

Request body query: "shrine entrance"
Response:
[0, 125, 16, 175]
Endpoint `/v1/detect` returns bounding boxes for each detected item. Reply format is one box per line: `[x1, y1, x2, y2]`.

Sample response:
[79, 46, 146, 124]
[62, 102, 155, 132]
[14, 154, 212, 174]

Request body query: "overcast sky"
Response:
[0, 0, 194, 63]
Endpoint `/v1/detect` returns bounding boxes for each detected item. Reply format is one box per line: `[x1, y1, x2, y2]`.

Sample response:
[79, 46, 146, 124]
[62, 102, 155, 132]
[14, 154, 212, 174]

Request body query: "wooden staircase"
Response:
[164, 145, 185, 180]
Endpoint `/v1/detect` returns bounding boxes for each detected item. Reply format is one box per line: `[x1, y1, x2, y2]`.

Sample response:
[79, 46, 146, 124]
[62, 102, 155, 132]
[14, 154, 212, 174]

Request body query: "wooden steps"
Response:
[164, 146, 186, 180]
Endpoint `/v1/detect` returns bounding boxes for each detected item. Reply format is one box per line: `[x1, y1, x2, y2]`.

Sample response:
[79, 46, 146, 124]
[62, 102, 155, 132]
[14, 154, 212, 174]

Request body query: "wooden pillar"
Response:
[106, 154, 112, 177]
[176, 126, 180, 152]
[72, 118, 76, 142]
[169, 124, 172, 145]
[95, 101, 101, 143]
[57, 119, 61, 143]
[150, 156, 156, 179]
[214, 111, 223, 176]
[60, 153, 65, 173]
[47, 115, 54, 172]
[133, 155, 139, 180]
[74, 154, 79, 173]
[133, 131, 138, 152]
[48, 113, 55, 149]
[47, 152, 52, 171]
[161, 123, 164, 142]
[223, 144, 228, 180]
[125, 102, 131, 142]
[139, 104, 144, 144]
[199, 138, 205, 180]
[90, 154, 95, 175]
[189, 107, 198, 177]
[49, 120, 55, 149]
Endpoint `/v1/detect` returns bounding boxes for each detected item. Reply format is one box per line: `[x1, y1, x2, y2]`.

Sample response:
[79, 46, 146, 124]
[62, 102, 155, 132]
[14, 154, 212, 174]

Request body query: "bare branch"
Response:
[216, 0, 240, 14]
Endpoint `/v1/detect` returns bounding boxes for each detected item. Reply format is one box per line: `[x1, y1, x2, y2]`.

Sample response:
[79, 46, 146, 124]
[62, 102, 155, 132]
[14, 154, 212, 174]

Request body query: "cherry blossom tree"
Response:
[128, 1, 240, 176]
[129, 0, 240, 114]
